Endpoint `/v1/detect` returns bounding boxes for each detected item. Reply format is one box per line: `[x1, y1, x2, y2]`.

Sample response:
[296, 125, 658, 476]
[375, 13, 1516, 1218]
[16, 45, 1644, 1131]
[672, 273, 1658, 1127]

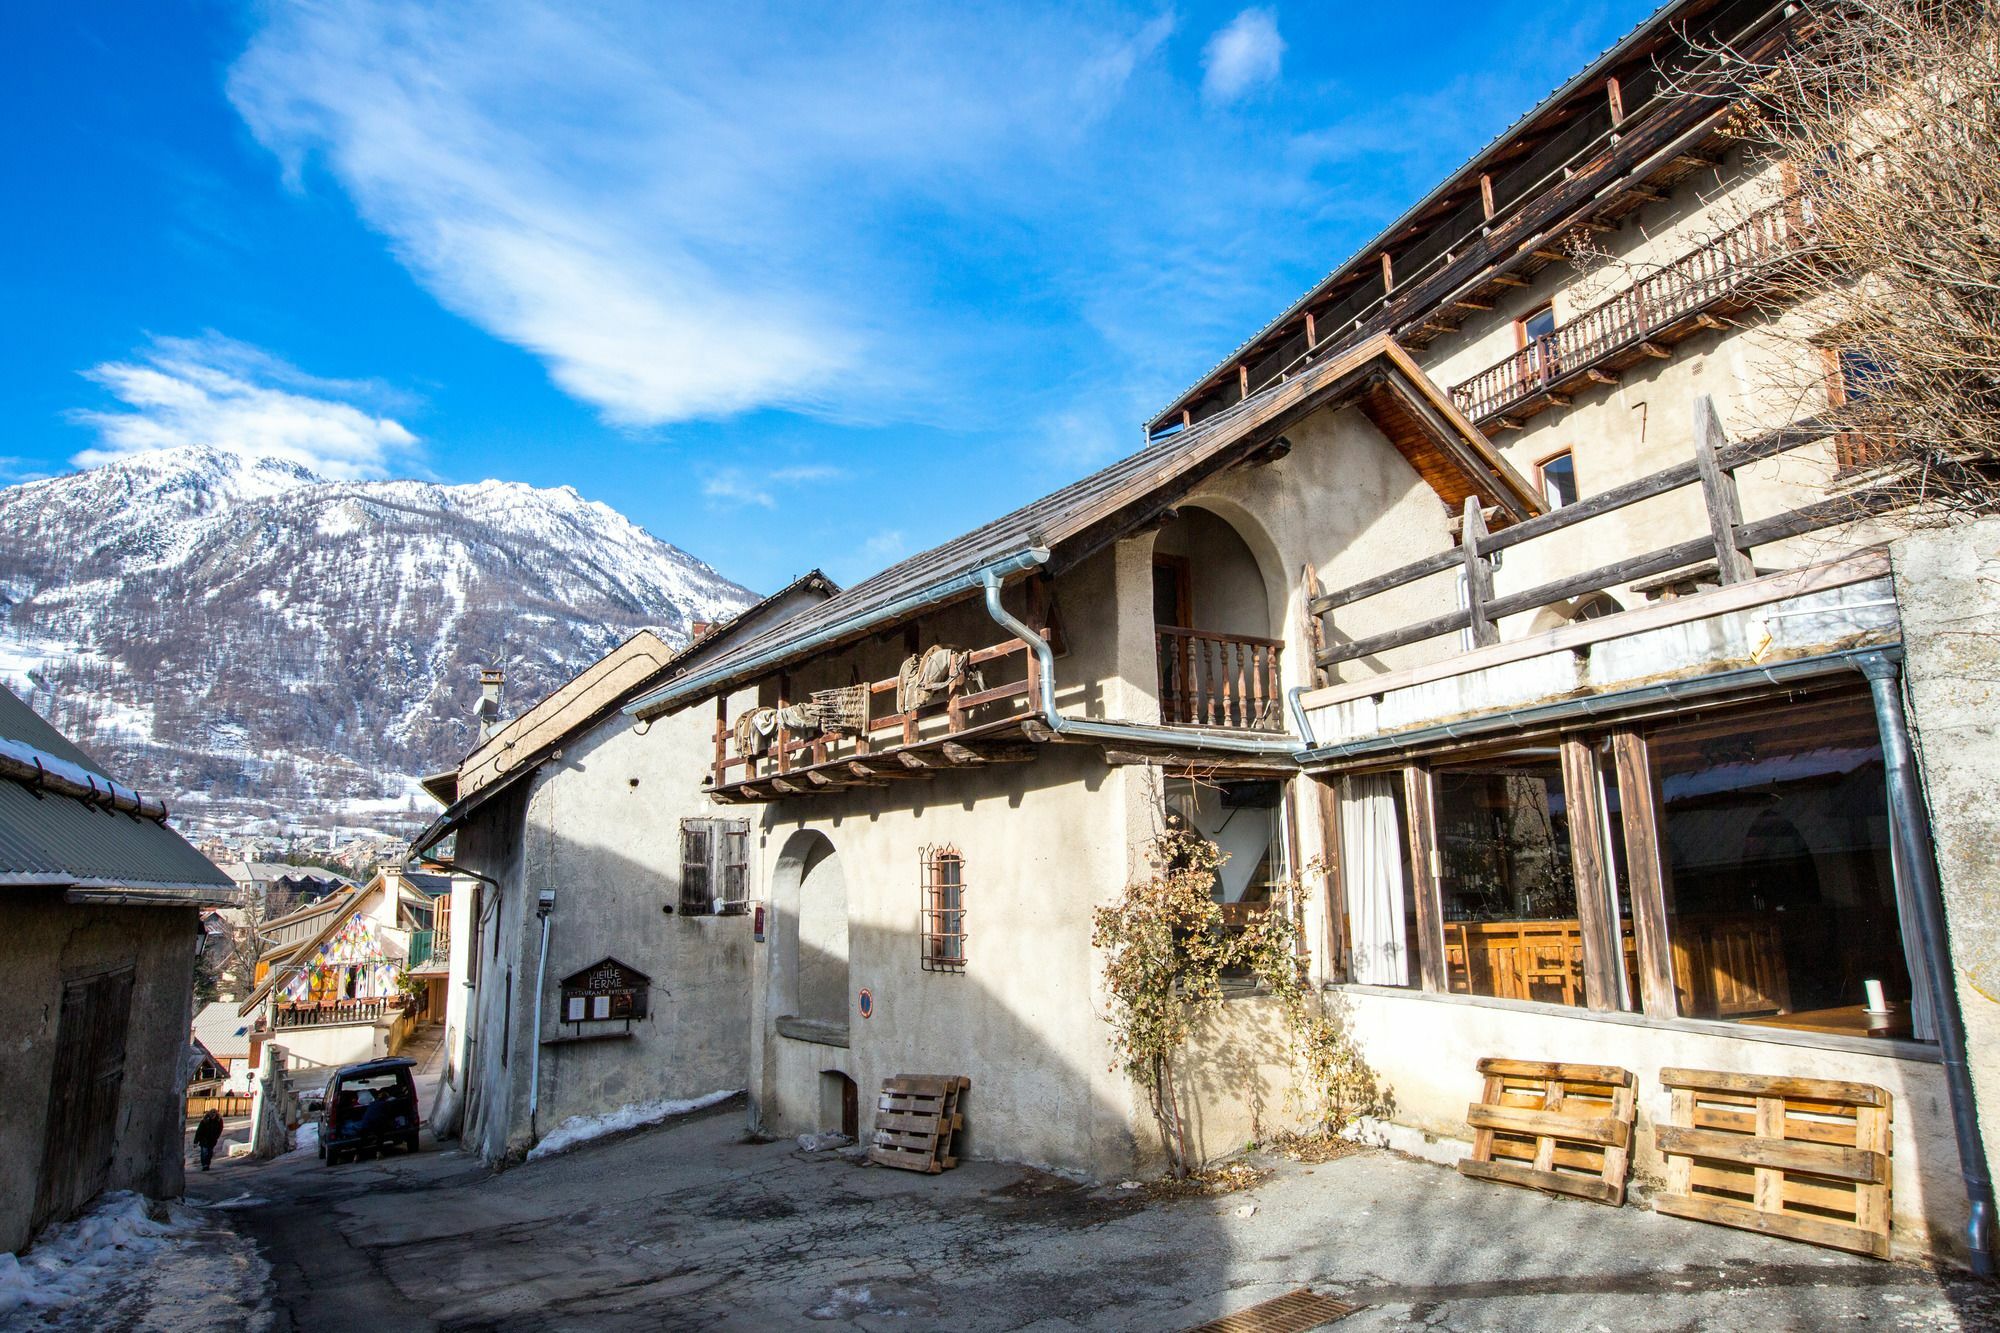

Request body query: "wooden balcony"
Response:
[273, 995, 407, 1029]
[1155, 625, 1284, 732]
[708, 637, 1045, 802]
[1450, 203, 1797, 428]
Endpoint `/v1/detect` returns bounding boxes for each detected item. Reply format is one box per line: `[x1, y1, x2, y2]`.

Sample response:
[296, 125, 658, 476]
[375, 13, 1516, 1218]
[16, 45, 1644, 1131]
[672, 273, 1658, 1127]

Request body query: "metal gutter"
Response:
[1858, 649, 1996, 1275]
[623, 549, 1054, 721]
[1295, 649, 1877, 766]
[980, 561, 1299, 758]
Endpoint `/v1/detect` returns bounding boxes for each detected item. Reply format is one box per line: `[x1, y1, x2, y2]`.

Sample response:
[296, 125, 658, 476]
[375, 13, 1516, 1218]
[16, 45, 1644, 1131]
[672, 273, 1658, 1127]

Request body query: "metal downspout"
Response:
[528, 895, 554, 1141]
[980, 568, 1300, 757]
[1857, 648, 1995, 1274]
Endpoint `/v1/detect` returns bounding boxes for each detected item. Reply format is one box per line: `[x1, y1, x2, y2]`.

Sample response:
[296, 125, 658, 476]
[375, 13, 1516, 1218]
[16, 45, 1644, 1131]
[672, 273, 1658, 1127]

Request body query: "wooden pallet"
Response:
[1655, 1067, 1892, 1259]
[868, 1074, 969, 1173]
[1456, 1057, 1636, 1206]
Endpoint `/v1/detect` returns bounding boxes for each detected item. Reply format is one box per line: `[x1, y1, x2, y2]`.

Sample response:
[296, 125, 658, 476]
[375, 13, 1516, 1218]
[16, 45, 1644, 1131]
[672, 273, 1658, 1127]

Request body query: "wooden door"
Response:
[34, 967, 136, 1232]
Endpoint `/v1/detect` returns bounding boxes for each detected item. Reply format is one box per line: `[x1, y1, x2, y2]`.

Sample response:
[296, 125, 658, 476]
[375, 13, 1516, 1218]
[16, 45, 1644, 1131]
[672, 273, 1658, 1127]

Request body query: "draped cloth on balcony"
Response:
[1340, 774, 1412, 987]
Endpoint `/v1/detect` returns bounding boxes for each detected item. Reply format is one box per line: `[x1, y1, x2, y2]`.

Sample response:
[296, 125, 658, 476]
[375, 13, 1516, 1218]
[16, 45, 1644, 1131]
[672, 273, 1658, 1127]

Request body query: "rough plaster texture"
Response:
[1336, 986, 1966, 1262]
[1893, 516, 2000, 1199]
[0, 892, 198, 1253]
[454, 689, 756, 1164]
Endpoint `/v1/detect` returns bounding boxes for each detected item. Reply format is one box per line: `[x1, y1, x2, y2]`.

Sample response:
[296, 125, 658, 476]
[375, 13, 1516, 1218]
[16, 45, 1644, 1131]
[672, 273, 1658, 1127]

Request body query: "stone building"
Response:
[413, 573, 834, 1162]
[0, 684, 236, 1253]
[609, 0, 1994, 1267]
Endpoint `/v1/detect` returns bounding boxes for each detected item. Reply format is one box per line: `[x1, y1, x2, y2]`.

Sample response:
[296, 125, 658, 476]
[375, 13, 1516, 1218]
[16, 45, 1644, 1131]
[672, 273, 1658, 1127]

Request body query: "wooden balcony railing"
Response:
[273, 995, 406, 1029]
[710, 636, 1040, 791]
[1450, 204, 1796, 424]
[1156, 626, 1285, 731]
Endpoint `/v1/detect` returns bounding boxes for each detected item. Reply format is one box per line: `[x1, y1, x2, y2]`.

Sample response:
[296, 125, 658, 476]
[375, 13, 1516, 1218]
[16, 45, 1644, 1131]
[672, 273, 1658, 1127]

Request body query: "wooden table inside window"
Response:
[1739, 1002, 1911, 1040]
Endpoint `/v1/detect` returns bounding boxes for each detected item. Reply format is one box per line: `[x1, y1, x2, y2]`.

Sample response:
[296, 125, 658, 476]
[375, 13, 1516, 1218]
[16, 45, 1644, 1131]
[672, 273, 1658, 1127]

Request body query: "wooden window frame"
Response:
[679, 817, 751, 916]
[1821, 345, 1891, 474]
[1536, 449, 1579, 509]
[921, 846, 967, 973]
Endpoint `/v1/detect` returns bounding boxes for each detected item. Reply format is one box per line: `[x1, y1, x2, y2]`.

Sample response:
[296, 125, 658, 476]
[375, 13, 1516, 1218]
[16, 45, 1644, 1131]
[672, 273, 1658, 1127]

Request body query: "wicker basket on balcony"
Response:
[808, 684, 868, 735]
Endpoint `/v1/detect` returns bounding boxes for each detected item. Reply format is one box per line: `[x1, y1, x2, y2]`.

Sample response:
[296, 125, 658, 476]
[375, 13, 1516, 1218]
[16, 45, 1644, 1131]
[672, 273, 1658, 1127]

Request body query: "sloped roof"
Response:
[192, 1000, 254, 1060]
[239, 875, 399, 1016]
[0, 686, 235, 902]
[625, 335, 1539, 721]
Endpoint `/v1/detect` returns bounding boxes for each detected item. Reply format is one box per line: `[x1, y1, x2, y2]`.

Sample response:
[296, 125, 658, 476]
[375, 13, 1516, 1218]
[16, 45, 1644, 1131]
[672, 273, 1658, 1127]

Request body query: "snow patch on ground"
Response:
[0, 1190, 271, 1331]
[526, 1089, 737, 1162]
[283, 1120, 320, 1158]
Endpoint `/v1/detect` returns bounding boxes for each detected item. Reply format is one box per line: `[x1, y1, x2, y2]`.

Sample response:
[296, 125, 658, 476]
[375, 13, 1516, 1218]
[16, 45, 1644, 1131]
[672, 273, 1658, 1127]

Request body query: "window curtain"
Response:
[1340, 774, 1410, 986]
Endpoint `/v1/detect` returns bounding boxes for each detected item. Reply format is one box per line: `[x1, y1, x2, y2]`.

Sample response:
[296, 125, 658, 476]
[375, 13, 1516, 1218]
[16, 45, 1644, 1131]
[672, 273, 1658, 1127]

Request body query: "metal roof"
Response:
[192, 1000, 254, 1059]
[0, 687, 235, 901]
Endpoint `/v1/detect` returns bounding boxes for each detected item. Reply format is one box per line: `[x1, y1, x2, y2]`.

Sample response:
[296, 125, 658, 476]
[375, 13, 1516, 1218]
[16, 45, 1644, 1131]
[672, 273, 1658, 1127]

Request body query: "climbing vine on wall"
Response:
[1092, 820, 1388, 1178]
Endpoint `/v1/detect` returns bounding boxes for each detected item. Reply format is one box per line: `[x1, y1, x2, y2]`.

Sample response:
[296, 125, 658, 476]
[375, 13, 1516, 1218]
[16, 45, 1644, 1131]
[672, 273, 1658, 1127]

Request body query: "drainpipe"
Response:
[980, 564, 1299, 757]
[528, 889, 555, 1141]
[1856, 648, 1995, 1274]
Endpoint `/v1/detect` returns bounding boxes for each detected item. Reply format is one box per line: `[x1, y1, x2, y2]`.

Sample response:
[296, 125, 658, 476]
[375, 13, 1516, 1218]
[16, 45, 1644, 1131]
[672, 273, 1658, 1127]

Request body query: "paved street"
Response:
[182, 1097, 1999, 1332]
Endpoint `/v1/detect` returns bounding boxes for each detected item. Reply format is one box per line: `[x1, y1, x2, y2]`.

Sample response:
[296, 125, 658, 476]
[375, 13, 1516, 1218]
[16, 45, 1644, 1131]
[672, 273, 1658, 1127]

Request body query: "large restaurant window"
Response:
[1166, 777, 1288, 975]
[1645, 688, 1929, 1039]
[1331, 685, 1933, 1041]
[1434, 750, 1590, 1007]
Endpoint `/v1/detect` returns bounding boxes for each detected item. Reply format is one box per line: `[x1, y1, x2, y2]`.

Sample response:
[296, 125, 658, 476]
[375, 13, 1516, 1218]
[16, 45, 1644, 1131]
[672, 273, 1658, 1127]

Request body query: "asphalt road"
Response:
[186, 1099, 1998, 1332]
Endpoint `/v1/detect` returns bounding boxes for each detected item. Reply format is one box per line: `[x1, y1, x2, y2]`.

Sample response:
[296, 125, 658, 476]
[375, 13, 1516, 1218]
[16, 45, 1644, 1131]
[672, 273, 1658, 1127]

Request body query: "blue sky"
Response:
[2, 1, 1657, 593]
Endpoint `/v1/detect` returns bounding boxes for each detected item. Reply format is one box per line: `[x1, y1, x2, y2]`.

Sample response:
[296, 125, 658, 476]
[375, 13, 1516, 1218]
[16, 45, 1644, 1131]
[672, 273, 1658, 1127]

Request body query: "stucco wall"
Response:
[1337, 986, 1967, 1262]
[456, 687, 757, 1163]
[0, 892, 198, 1253]
[1892, 516, 2000, 1197]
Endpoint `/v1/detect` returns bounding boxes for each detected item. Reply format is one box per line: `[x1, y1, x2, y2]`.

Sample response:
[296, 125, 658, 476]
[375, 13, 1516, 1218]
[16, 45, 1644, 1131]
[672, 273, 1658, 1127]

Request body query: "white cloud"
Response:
[1202, 9, 1284, 105]
[70, 334, 418, 480]
[225, 3, 1183, 431]
[702, 462, 846, 509]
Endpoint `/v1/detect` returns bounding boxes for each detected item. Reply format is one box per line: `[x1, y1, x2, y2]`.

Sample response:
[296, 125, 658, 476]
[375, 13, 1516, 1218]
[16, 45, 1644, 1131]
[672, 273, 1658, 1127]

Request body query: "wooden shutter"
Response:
[34, 967, 135, 1230]
[718, 820, 750, 913]
[680, 821, 713, 915]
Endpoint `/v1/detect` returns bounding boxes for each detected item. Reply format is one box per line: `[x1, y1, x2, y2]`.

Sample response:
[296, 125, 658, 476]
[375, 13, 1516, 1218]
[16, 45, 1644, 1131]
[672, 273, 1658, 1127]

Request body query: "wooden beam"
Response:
[1694, 313, 1730, 331]
[1480, 173, 1496, 220]
[1238, 364, 1250, 397]
[1380, 252, 1395, 292]
[1461, 496, 1498, 648]
[1626, 185, 1668, 203]
[1490, 273, 1529, 288]
[1561, 737, 1623, 1012]
[1020, 718, 1056, 744]
[1694, 394, 1755, 584]
[1610, 729, 1679, 1019]
[1585, 367, 1620, 385]
[1606, 76, 1625, 125]
[1532, 248, 1569, 263]
[1638, 341, 1671, 358]
[896, 751, 939, 769]
[1673, 153, 1721, 171]
[1453, 297, 1494, 312]
[1401, 764, 1448, 994]
[1304, 310, 1317, 347]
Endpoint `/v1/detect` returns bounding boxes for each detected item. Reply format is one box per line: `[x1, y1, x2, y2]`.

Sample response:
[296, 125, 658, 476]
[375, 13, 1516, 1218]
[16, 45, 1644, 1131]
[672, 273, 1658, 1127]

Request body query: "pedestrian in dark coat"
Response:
[194, 1108, 224, 1171]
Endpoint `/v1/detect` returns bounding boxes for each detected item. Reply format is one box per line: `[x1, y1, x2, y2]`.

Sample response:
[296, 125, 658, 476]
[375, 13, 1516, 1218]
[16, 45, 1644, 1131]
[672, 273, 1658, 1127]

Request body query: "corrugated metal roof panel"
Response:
[0, 775, 235, 894]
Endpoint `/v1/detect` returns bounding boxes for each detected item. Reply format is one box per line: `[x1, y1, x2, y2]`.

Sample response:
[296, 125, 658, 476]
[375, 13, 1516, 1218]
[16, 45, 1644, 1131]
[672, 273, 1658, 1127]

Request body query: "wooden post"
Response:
[775, 673, 791, 775]
[1380, 251, 1395, 292]
[712, 696, 728, 786]
[1694, 395, 1755, 583]
[1301, 563, 1330, 690]
[1316, 777, 1350, 982]
[1461, 497, 1499, 647]
[1610, 729, 1680, 1019]
[1607, 76, 1625, 125]
[1304, 311, 1317, 348]
[1560, 738, 1623, 1012]
[1238, 364, 1250, 397]
[1480, 172, 1496, 220]
[1401, 764, 1448, 993]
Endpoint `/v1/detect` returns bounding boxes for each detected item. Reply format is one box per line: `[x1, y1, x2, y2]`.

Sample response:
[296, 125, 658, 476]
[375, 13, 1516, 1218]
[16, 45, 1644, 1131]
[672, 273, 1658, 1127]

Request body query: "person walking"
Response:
[193, 1107, 224, 1171]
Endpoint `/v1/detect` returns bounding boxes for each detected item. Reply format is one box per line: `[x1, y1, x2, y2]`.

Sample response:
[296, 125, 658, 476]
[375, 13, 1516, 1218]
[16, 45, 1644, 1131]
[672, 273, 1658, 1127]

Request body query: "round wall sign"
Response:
[858, 988, 874, 1019]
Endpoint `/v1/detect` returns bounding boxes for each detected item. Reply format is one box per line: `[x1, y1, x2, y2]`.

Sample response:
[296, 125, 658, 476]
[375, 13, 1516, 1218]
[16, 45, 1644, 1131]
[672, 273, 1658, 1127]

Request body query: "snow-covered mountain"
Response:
[0, 446, 755, 838]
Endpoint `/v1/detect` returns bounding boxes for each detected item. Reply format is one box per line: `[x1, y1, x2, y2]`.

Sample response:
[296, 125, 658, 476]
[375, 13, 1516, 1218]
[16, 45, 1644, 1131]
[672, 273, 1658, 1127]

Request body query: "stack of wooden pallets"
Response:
[868, 1074, 969, 1174]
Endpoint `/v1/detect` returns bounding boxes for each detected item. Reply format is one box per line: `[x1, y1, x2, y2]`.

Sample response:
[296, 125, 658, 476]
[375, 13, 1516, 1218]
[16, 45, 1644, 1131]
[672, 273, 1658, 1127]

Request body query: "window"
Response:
[1336, 774, 1420, 987]
[679, 818, 750, 915]
[1518, 304, 1559, 385]
[1167, 776, 1290, 976]
[922, 847, 966, 971]
[1331, 685, 1932, 1041]
[1644, 688, 1926, 1038]
[1824, 346, 1892, 472]
[1539, 452, 1579, 508]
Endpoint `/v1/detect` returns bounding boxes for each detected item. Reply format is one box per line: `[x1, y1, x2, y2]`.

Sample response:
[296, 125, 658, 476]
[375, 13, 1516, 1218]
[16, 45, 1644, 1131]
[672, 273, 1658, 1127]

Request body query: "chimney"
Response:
[690, 620, 714, 641]
[477, 667, 505, 741]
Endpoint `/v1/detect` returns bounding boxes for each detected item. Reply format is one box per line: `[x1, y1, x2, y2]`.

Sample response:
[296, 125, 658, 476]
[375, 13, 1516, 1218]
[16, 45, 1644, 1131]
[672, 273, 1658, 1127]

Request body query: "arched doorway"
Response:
[1149, 506, 1284, 730]
[770, 830, 848, 1028]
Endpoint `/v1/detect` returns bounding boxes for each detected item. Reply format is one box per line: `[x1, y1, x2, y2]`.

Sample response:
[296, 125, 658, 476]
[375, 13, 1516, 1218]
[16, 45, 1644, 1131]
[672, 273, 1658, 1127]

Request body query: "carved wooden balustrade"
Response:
[1450, 203, 1796, 426]
[1154, 626, 1285, 732]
